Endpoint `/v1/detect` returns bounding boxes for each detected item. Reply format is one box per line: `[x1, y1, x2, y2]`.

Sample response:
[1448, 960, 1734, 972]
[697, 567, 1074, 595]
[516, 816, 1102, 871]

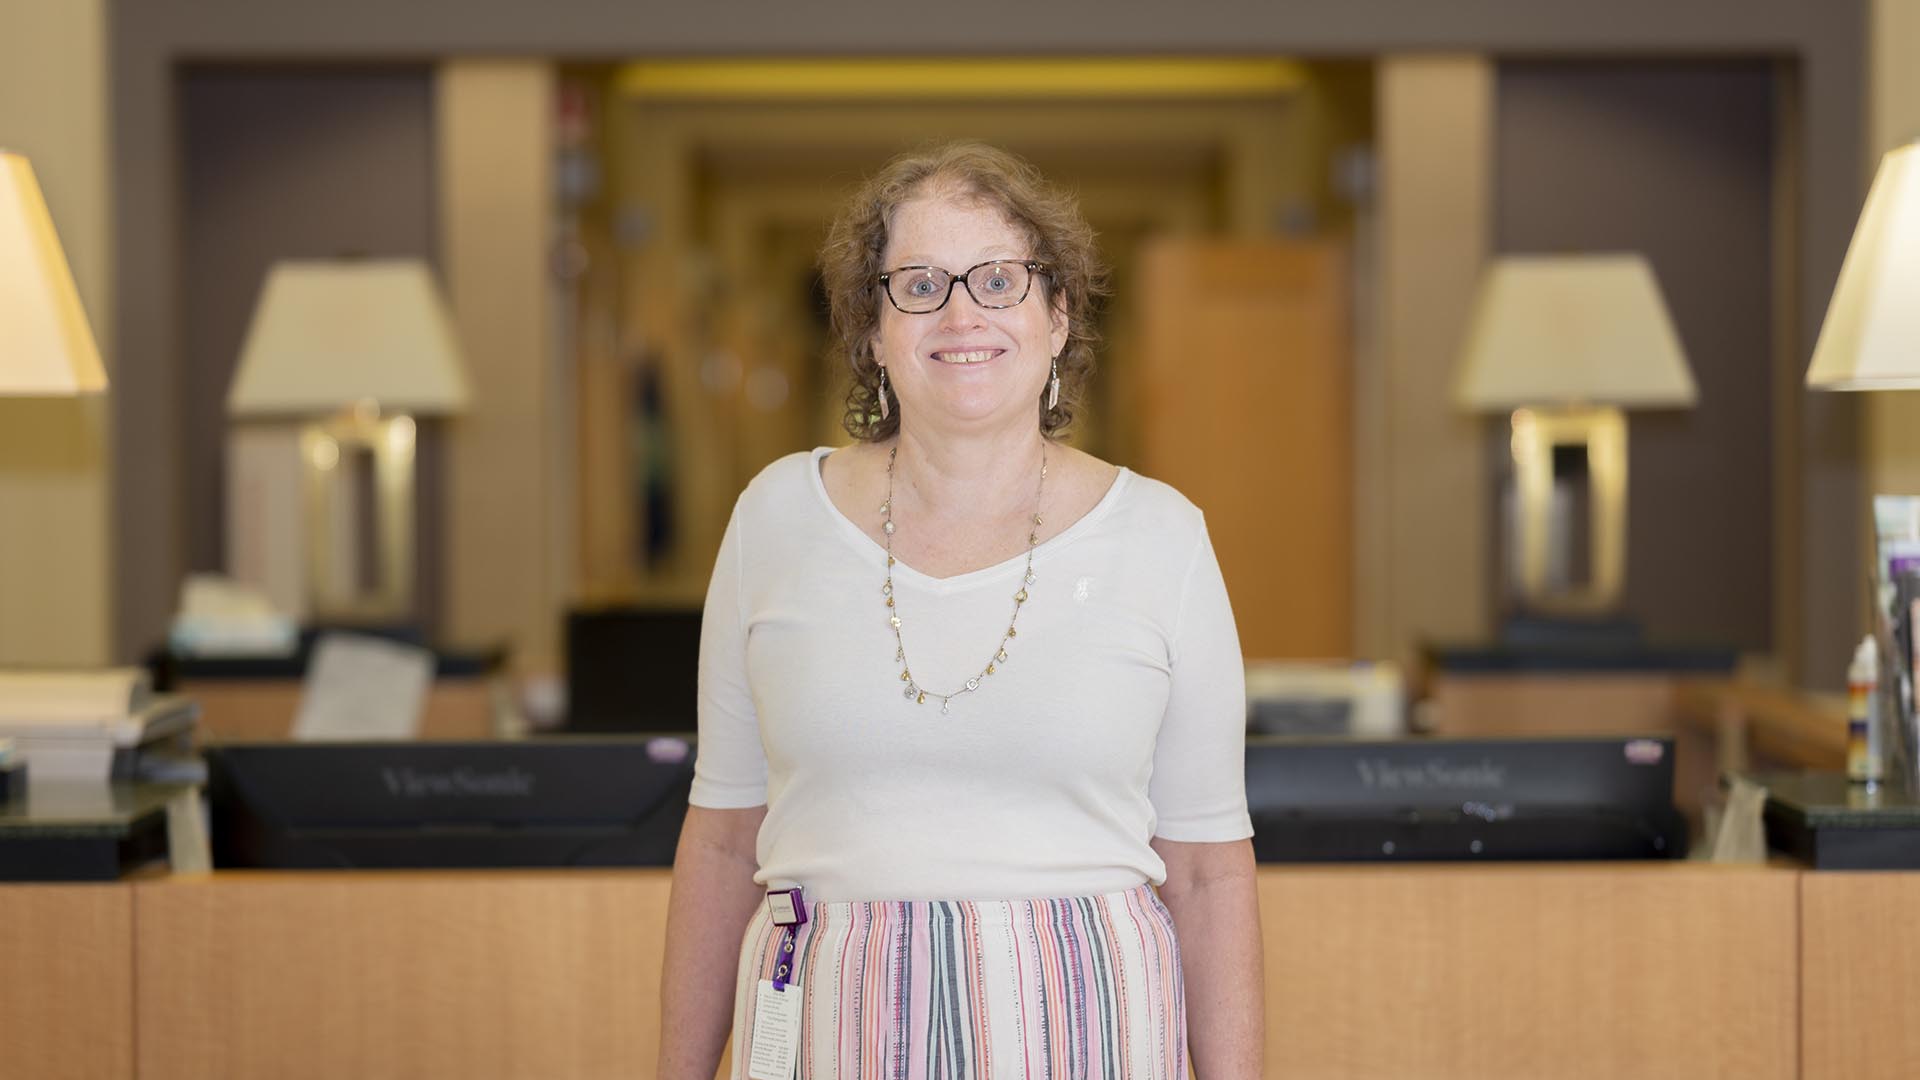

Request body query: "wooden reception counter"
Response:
[11, 861, 1915, 1079]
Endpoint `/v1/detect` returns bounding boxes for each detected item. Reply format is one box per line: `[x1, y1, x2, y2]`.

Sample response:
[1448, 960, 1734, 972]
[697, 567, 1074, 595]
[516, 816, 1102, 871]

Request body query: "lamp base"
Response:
[300, 408, 417, 623]
[1507, 405, 1628, 615]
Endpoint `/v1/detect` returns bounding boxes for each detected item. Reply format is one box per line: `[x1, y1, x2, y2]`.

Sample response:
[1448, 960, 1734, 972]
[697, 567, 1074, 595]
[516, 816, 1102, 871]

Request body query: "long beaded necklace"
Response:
[883, 443, 1047, 716]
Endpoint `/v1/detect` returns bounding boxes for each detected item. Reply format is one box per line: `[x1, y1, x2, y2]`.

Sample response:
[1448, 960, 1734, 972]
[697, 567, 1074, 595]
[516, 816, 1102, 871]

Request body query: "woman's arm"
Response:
[1152, 835, 1263, 1079]
[657, 804, 768, 1080]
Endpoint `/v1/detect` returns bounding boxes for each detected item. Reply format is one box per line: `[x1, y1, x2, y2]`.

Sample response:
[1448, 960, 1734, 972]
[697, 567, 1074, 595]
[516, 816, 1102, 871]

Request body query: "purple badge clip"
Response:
[767, 886, 807, 928]
[768, 886, 806, 992]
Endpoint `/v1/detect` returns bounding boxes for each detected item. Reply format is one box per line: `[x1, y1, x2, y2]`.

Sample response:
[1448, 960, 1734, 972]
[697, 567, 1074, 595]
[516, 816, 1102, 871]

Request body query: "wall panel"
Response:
[1373, 56, 1494, 665]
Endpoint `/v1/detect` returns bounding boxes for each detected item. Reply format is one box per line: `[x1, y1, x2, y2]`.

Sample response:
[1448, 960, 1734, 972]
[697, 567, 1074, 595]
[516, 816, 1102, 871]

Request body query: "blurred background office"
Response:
[10, 1, 1912, 714]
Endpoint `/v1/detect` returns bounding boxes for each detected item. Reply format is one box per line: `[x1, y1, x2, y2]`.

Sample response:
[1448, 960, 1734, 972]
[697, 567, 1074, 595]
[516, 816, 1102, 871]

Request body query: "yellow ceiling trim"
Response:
[615, 59, 1307, 101]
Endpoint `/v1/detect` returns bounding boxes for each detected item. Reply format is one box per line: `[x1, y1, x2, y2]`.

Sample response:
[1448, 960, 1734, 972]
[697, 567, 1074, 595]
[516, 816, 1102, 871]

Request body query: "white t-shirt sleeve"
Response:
[689, 505, 770, 809]
[1147, 521, 1254, 843]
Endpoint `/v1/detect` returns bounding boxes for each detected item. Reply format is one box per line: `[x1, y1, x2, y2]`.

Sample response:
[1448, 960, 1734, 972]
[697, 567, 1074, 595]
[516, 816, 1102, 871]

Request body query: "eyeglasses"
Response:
[877, 260, 1049, 314]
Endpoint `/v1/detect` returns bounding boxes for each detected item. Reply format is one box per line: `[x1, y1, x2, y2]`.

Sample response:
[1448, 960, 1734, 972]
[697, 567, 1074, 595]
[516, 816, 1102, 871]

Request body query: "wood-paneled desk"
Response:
[1669, 682, 1920, 1075]
[0, 884, 134, 1079]
[151, 642, 507, 743]
[1673, 678, 1848, 773]
[176, 677, 499, 741]
[12, 862, 1916, 1080]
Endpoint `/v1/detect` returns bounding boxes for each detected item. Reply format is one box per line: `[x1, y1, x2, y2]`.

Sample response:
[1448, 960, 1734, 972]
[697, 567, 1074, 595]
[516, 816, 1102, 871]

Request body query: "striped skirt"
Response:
[729, 884, 1187, 1080]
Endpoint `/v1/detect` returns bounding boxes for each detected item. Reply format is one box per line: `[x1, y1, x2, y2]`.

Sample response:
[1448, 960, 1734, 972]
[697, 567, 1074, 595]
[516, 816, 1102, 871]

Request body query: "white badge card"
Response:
[748, 980, 803, 1080]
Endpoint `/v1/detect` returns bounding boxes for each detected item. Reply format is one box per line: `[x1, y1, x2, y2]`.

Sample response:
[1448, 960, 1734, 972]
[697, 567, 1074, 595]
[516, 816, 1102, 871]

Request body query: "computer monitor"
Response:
[1245, 735, 1686, 862]
[205, 736, 695, 869]
[565, 608, 702, 732]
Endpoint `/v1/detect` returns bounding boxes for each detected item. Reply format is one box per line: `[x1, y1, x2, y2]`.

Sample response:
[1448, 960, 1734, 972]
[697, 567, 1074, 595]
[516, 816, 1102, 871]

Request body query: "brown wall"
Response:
[180, 66, 443, 634]
[1492, 61, 1778, 650]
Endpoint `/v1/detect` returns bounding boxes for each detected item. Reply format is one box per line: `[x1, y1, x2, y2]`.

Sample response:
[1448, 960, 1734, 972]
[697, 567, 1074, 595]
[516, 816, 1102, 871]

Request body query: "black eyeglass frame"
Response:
[875, 260, 1051, 314]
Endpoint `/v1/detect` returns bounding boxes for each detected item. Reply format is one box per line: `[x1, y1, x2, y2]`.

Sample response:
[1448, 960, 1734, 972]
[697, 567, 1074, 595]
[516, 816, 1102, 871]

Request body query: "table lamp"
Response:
[227, 259, 469, 623]
[1806, 142, 1920, 391]
[0, 151, 107, 678]
[1455, 254, 1697, 615]
[1806, 140, 1920, 789]
[0, 151, 106, 396]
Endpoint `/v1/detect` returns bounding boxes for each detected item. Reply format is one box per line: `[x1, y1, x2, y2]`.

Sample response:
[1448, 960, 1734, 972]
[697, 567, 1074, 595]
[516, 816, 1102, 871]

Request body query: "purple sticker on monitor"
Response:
[646, 737, 690, 764]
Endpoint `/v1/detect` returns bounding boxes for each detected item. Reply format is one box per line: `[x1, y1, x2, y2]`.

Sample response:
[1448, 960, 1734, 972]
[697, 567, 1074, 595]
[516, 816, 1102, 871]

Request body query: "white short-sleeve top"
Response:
[690, 447, 1252, 902]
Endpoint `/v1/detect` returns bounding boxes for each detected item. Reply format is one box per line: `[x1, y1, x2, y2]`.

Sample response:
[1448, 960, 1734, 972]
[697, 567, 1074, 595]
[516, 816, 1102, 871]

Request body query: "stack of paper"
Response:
[0, 667, 151, 720]
[168, 574, 298, 658]
[292, 634, 433, 741]
[0, 669, 198, 782]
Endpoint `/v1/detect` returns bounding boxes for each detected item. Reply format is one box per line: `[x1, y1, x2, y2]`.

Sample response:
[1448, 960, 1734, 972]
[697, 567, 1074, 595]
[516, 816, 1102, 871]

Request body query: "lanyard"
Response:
[766, 886, 807, 992]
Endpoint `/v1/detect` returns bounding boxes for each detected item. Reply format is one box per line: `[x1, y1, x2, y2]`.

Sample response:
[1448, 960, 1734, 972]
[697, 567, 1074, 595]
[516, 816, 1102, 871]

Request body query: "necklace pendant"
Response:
[965, 677, 980, 692]
[940, 698, 951, 716]
[883, 520, 895, 535]
[904, 683, 917, 700]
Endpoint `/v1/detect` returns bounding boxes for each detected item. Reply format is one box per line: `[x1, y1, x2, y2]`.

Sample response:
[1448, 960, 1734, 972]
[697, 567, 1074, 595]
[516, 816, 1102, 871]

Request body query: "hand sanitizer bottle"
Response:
[1848, 636, 1884, 785]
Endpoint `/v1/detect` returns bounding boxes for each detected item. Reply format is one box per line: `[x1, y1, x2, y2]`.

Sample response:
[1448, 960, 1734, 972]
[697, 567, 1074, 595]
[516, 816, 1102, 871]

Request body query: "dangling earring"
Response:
[1046, 354, 1061, 411]
[878, 366, 892, 421]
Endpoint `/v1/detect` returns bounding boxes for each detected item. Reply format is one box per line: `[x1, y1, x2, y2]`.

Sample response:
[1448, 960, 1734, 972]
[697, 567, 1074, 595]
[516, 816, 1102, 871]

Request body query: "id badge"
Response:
[767, 886, 806, 928]
[747, 979, 802, 1080]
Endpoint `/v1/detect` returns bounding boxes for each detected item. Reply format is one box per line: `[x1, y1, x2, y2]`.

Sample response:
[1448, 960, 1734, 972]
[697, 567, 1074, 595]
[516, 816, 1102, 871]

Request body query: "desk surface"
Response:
[1429, 643, 1740, 674]
[0, 781, 178, 835]
[150, 635, 503, 684]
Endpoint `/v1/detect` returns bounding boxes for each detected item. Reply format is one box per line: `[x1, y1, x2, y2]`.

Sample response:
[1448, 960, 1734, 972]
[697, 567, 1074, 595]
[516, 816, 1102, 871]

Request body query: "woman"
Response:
[658, 142, 1262, 1079]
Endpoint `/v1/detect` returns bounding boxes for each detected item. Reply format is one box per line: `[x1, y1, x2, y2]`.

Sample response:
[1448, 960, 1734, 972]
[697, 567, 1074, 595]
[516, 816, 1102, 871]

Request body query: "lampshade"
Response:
[0, 152, 107, 396]
[227, 259, 470, 417]
[1454, 253, 1697, 411]
[1806, 141, 1920, 390]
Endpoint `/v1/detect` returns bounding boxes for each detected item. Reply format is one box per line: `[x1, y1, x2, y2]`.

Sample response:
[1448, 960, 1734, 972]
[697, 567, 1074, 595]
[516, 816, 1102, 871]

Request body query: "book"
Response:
[0, 668, 153, 727]
[0, 694, 199, 783]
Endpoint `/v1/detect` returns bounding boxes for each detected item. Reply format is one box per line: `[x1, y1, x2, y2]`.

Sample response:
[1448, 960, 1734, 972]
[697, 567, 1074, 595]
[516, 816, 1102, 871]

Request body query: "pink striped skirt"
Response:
[730, 884, 1187, 1080]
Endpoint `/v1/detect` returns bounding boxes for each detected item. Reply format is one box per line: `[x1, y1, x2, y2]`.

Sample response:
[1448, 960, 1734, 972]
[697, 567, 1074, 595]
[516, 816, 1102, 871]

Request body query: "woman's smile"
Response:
[928, 347, 1005, 365]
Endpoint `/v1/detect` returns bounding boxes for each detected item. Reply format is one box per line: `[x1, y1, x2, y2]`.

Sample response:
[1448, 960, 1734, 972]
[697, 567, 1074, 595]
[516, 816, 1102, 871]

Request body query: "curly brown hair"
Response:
[820, 141, 1109, 442]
